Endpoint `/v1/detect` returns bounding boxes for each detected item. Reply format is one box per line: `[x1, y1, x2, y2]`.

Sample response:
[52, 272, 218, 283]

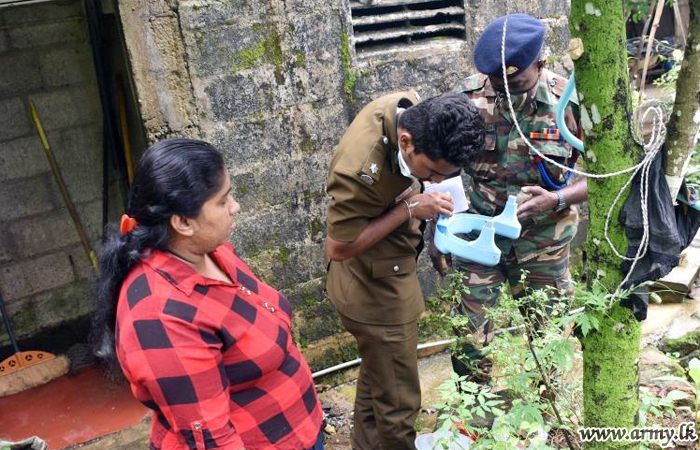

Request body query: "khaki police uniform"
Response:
[326, 91, 424, 450]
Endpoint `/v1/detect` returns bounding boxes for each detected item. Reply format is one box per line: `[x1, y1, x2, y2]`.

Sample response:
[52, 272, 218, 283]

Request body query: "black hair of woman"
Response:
[90, 138, 225, 372]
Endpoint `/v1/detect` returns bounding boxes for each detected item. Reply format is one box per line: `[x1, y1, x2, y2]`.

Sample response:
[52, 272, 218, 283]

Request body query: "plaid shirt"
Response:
[115, 244, 323, 450]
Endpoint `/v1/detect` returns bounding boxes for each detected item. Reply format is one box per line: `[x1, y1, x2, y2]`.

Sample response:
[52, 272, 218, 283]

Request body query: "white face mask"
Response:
[397, 142, 416, 180]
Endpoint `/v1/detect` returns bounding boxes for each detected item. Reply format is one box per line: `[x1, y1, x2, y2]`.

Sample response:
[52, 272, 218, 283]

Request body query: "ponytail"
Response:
[91, 139, 225, 371]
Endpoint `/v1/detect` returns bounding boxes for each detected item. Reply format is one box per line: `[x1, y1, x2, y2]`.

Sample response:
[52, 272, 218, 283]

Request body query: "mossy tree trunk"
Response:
[569, 2, 642, 449]
[665, 0, 700, 199]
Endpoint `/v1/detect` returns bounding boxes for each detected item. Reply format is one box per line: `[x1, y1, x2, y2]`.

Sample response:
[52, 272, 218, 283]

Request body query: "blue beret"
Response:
[474, 13, 545, 76]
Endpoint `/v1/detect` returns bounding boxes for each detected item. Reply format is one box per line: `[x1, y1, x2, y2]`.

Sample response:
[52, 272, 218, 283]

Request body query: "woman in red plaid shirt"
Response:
[93, 139, 324, 450]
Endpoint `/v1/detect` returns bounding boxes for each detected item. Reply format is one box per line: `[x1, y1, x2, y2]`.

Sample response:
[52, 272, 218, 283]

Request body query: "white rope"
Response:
[499, 16, 668, 295]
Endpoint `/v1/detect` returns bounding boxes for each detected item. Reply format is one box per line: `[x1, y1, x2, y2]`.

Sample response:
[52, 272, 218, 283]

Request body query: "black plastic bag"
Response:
[618, 150, 700, 320]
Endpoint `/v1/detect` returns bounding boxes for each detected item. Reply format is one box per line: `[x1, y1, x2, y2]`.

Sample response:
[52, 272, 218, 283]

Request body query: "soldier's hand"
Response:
[427, 221, 452, 277]
[409, 192, 454, 221]
[517, 186, 558, 220]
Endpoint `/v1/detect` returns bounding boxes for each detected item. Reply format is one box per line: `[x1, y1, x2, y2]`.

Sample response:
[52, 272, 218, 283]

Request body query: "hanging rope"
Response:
[499, 15, 669, 295]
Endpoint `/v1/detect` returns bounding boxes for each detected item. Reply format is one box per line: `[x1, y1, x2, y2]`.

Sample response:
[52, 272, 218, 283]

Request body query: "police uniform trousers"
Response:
[340, 314, 420, 450]
[451, 245, 573, 378]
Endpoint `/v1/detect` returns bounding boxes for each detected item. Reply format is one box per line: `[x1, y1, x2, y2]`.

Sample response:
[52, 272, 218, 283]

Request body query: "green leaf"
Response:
[688, 358, 700, 385]
[576, 313, 592, 336]
[665, 390, 690, 402]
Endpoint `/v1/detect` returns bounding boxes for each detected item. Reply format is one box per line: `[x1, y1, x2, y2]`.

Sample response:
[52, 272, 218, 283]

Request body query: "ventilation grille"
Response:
[349, 0, 467, 55]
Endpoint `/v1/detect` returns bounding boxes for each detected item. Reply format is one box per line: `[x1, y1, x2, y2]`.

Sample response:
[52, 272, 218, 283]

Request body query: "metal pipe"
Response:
[0, 0, 59, 8]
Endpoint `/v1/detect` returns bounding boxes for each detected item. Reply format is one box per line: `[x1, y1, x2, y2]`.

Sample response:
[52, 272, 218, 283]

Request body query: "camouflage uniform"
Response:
[452, 68, 581, 377]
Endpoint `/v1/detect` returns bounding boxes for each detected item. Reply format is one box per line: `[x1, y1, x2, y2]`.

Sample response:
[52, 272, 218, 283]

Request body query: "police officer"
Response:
[430, 13, 588, 381]
[325, 92, 484, 450]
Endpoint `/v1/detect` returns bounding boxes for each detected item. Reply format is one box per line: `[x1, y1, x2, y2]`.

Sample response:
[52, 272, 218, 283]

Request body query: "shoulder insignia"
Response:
[458, 74, 488, 93]
[547, 72, 579, 105]
[358, 136, 388, 184]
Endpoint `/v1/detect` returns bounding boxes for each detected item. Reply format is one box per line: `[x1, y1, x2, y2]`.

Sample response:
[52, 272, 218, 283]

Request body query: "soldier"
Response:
[429, 13, 588, 381]
[325, 92, 484, 450]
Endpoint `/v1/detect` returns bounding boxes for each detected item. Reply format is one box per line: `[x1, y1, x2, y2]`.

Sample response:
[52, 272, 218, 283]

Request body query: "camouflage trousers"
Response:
[451, 245, 573, 381]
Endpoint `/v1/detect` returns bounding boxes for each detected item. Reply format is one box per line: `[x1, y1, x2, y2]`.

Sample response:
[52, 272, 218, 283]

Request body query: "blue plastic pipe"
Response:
[555, 72, 584, 152]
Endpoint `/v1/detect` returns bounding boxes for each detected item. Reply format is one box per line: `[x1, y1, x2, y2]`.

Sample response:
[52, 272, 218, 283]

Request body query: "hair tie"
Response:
[120, 214, 138, 235]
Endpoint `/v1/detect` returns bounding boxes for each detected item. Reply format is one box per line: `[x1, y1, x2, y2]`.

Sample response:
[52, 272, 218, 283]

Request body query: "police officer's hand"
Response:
[408, 192, 454, 221]
[427, 221, 452, 277]
[517, 186, 558, 220]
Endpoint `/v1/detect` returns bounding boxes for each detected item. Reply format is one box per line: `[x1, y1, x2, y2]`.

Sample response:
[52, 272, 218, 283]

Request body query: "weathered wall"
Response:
[118, 0, 574, 370]
[0, 0, 104, 346]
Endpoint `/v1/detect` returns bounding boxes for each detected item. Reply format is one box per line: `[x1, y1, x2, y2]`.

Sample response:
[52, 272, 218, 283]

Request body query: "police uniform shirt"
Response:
[325, 91, 425, 325]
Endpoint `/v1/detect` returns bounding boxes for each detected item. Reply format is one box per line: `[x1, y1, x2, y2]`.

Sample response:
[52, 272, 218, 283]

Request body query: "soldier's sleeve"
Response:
[453, 73, 487, 94]
[326, 169, 387, 242]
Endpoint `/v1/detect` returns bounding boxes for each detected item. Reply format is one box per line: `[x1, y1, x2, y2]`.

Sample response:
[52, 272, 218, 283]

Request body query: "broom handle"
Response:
[29, 101, 99, 271]
[0, 290, 21, 355]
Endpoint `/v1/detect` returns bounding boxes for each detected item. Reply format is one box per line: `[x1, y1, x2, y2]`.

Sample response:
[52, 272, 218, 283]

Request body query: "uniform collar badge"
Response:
[370, 163, 379, 174]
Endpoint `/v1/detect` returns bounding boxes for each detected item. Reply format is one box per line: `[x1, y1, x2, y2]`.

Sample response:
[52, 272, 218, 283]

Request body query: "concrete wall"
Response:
[0, 0, 104, 345]
[117, 0, 574, 370]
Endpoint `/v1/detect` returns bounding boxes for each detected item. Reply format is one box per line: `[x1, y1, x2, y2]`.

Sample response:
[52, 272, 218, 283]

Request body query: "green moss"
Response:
[230, 41, 266, 72]
[6, 302, 38, 341]
[309, 218, 322, 237]
[340, 30, 357, 105]
[581, 304, 641, 448]
[236, 183, 250, 196]
[406, 58, 417, 68]
[265, 30, 285, 84]
[230, 27, 285, 84]
[194, 32, 204, 49]
[663, 329, 700, 357]
[300, 333, 359, 374]
[294, 51, 306, 68]
[300, 137, 313, 153]
[277, 246, 291, 264]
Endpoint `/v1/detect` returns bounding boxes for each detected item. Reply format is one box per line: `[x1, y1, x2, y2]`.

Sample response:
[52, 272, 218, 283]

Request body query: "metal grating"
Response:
[349, 0, 467, 54]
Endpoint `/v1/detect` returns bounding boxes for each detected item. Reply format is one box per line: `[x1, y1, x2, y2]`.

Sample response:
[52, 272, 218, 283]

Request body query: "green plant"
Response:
[429, 272, 582, 449]
[653, 50, 684, 96]
[639, 389, 685, 427]
[638, 388, 689, 450]
[689, 358, 700, 428]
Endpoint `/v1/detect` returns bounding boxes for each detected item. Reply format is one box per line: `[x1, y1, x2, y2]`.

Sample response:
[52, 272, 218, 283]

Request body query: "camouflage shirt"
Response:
[457, 69, 581, 263]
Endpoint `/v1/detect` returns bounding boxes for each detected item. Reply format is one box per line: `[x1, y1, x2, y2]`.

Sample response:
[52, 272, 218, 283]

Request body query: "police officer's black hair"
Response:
[91, 138, 225, 373]
[399, 93, 485, 167]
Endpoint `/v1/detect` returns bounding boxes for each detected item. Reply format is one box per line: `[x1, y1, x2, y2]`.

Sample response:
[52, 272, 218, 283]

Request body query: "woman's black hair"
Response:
[91, 138, 225, 371]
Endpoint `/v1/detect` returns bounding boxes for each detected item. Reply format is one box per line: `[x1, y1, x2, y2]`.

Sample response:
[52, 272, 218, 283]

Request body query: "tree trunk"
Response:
[569, 1, 642, 449]
[665, 1, 700, 200]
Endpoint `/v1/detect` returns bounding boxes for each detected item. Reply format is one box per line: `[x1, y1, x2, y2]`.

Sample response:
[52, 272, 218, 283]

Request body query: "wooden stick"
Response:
[633, 0, 658, 88]
[640, 0, 666, 93]
[29, 101, 98, 271]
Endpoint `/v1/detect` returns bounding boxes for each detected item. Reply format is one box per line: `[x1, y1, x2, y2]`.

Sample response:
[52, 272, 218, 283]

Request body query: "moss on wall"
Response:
[662, 329, 700, 357]
[339, 30, 356, 106]
[230, 25, 285, 84]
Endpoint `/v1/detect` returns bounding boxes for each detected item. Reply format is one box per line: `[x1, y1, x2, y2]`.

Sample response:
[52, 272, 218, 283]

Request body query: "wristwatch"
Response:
[554, 191, 567, 211]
